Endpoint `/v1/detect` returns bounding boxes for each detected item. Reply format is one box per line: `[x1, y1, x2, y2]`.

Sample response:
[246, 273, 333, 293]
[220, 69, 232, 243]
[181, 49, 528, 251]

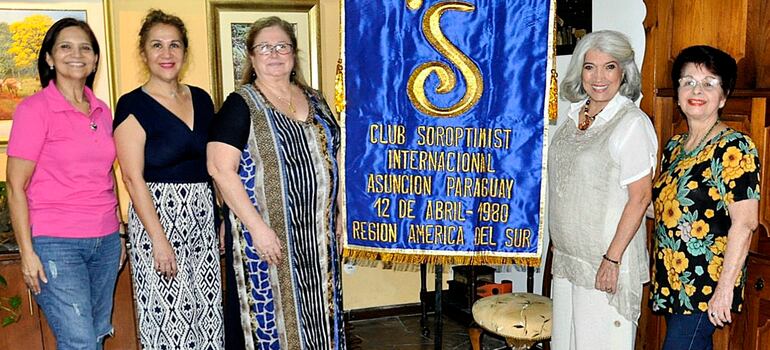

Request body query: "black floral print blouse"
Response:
[650, 128, 760, 315]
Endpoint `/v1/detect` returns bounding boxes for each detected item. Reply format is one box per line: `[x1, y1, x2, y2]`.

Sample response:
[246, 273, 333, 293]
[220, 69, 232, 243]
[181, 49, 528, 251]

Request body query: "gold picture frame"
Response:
[0, 0, 114, 142]
[206, 0, 321, 107]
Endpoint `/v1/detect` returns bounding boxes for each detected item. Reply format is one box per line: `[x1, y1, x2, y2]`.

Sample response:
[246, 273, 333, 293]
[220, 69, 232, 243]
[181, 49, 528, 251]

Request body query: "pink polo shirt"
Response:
[7, 83, 119, 238]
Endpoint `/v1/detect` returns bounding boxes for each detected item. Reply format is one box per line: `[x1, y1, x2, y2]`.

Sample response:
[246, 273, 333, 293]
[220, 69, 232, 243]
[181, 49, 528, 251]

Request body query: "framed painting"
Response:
[0, 0, 112, 141]
[556, 0, 591, 55]
[207, 0, 320, 107]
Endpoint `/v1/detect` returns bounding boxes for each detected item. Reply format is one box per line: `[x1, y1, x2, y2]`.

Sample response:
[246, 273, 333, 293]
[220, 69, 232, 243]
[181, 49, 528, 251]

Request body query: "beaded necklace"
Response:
[678, 120, 719, 159]
[578, 99, 602, 130]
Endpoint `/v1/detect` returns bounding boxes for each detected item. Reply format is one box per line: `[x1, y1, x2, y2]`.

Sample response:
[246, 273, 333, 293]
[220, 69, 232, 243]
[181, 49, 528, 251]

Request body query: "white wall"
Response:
[495, 0, 648, 293]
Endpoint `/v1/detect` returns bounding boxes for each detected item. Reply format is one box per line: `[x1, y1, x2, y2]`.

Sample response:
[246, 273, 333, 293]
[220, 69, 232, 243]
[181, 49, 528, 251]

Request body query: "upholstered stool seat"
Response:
[471, 292, 553, 350]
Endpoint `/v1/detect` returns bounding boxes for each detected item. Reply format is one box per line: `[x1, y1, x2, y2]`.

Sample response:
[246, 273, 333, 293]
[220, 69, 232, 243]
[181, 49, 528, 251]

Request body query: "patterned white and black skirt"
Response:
[127, 182, 224, 350]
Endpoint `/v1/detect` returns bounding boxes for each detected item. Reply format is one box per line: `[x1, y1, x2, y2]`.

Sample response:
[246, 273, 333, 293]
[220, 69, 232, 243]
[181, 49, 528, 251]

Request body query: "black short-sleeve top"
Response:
[208, 92, 250, 150]
[114, 85, 215, 183]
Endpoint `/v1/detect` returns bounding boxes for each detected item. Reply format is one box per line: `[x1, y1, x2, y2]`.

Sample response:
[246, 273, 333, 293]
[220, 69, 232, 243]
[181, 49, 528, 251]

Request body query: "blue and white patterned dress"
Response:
[213, 83, 345, 350]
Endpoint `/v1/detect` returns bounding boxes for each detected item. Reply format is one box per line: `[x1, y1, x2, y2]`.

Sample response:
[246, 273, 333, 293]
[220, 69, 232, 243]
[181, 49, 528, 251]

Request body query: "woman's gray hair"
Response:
[559, 30, 641, 102]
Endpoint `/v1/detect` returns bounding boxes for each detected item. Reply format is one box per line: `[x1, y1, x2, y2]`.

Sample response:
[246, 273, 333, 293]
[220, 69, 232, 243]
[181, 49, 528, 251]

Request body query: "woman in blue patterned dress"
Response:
[207, 16, 345, 350]
[114, 9, 223, 349]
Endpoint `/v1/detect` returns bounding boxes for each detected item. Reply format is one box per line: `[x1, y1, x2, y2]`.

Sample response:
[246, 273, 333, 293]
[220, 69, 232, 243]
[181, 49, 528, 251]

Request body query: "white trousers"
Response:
[551, 277, 636, 350]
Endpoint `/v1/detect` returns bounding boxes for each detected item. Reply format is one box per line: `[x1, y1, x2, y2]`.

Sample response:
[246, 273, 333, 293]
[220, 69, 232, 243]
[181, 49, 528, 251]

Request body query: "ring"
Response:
[710, 312, 717, 317]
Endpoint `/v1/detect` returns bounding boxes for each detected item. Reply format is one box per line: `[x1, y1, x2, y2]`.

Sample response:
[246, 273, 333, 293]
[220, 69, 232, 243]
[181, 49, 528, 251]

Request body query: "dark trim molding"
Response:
[346, 302, 426, 321]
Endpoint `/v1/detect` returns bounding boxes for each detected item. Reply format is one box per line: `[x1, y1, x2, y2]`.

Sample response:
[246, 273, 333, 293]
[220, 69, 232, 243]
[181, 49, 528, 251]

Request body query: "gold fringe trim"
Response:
[342, 248, 541, 267]
[335, 58, 346, 113]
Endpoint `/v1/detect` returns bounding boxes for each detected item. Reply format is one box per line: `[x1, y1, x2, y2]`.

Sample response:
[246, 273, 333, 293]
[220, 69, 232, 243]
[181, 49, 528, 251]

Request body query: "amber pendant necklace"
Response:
[578, 99, 597, 130]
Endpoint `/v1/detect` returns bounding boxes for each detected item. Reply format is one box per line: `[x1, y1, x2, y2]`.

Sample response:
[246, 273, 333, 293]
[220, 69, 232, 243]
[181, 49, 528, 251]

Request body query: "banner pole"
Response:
[434, 265, 443, 349]
[420, 264, 430, 336]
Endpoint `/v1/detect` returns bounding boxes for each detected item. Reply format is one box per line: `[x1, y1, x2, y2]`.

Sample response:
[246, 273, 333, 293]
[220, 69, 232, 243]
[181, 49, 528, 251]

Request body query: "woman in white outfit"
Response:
[548, 30, 657, 350]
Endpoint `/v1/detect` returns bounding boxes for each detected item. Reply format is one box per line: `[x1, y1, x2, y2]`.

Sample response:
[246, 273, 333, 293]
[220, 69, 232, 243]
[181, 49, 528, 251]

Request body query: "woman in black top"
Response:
[113, 9, 224, 349]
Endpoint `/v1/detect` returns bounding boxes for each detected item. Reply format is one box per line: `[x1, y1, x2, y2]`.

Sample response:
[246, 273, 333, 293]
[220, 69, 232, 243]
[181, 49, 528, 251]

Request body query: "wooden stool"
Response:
[471, 292, 552, 350]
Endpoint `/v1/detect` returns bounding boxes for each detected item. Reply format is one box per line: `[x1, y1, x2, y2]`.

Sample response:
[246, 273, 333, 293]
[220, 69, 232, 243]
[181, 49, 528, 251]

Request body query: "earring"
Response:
[50, 65, 54, 70]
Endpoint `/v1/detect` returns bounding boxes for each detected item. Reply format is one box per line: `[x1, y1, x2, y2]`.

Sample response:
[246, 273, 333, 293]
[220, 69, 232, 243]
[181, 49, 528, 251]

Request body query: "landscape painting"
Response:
[0, 9, 87, 120]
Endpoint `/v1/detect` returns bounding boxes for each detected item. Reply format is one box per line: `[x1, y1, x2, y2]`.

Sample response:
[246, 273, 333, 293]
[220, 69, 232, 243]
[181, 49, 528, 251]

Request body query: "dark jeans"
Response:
[663, 312, 716, 350]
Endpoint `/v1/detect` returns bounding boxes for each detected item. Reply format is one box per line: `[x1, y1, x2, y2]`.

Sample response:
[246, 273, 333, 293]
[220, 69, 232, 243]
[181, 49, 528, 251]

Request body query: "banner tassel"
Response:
[335, 58, 346, 114]
[549, 68, 558, 122]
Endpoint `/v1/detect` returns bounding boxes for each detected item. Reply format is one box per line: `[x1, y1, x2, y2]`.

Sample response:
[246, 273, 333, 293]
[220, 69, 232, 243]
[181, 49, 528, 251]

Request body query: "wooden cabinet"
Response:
[745, 253, 770, 350]
[0, 254, 139, 349]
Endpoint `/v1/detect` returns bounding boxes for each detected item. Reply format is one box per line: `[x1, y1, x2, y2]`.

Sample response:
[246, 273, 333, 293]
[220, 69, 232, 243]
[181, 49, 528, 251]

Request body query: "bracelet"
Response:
[118, 232, 128, 239]
[602, 254, 620, 265]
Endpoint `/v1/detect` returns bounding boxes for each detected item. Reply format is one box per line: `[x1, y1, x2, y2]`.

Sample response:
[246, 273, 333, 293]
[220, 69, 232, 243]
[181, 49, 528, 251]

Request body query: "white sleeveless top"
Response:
[548, 94, 656, 322]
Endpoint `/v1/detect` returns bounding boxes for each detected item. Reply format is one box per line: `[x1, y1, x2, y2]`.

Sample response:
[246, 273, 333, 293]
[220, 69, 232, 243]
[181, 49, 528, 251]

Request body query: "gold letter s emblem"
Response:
[407, 2, 483, 118]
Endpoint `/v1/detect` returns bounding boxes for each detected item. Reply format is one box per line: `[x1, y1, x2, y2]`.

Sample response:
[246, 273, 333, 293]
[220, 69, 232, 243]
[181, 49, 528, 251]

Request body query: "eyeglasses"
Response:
[252, 43, 294, 55]
[678, 77, 722, 91]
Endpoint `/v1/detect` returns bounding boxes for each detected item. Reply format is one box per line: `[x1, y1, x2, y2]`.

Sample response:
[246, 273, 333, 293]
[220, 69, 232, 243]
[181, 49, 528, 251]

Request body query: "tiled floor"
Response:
[347, 313, 509, 349]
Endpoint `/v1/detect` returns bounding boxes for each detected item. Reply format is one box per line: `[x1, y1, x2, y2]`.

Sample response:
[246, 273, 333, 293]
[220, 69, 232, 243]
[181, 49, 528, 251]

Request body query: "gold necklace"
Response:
[143, 84, 184, 99]
[274, 92, 296, 114]
[65, 97, 95, 131]
[256, 82, 295, 114]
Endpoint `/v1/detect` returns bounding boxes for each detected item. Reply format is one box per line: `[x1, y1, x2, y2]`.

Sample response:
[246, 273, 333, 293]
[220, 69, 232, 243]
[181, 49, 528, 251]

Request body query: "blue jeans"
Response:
[32, 233, 121, 350]
[663, 312, 717, 350]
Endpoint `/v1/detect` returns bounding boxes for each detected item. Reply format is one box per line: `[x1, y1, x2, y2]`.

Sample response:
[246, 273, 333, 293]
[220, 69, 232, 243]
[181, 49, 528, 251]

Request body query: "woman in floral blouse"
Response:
[651, 45, 760, 349]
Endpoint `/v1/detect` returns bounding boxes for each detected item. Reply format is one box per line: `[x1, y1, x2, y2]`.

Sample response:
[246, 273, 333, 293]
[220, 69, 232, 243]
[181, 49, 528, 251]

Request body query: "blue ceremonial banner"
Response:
[340, 0, 555, 266]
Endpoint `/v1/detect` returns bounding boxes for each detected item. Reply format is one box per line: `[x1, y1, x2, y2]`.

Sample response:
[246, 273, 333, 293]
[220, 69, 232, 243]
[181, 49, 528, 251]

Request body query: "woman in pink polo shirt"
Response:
[6, 18, 121, 350]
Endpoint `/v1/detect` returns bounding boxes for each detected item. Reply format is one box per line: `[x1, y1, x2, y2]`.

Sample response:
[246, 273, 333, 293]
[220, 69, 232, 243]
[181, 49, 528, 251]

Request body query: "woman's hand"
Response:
[250, 222, 282, 265]
[20, 252, 47, 295]
[708, 198, 758, 327]
[595, 258, 619, 294]
[708, 285, 734, 327]
[152, 236, 177, 279]
[8, 157, 44, 293]
[208, 141, 283, 265]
